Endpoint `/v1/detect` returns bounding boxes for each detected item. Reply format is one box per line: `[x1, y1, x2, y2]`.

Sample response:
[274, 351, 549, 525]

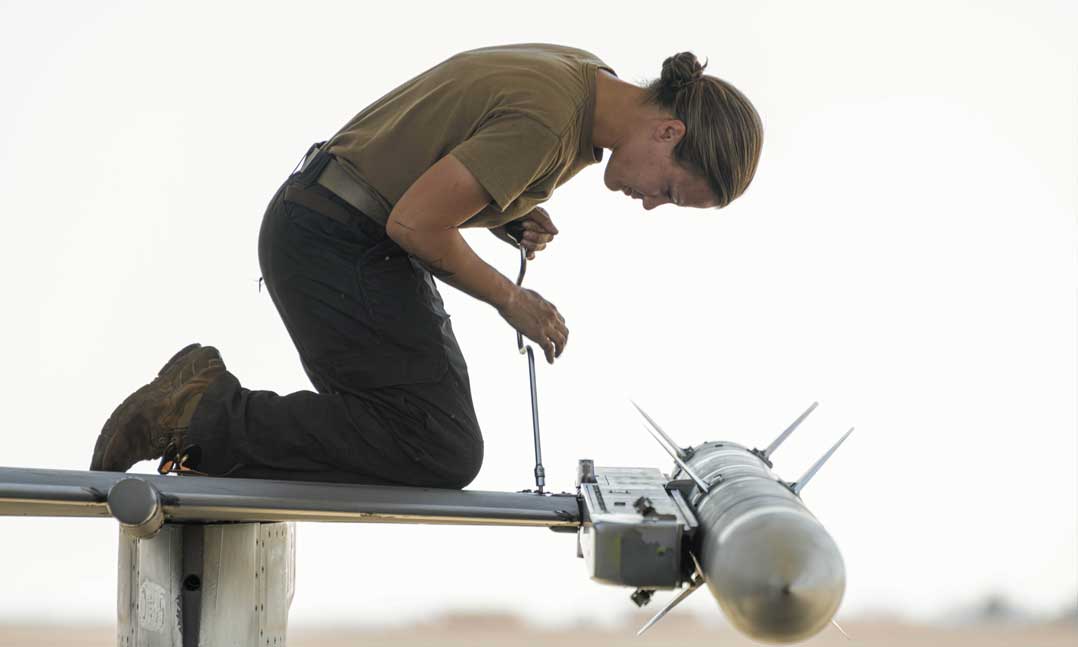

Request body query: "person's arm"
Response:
[386, 154, 568, 363]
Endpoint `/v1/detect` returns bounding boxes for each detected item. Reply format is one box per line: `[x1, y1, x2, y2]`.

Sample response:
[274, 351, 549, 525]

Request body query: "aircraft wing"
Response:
[0, 466, 580, 527]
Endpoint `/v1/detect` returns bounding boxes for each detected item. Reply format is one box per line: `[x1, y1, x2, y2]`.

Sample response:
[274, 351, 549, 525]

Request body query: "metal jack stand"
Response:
[107, 478, 296, 646]
[118, 522, 295, 646]
[508, 226, 546, 494]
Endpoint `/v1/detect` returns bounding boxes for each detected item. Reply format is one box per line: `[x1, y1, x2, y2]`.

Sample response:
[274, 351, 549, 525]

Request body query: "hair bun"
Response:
[661, 52, 708, 92]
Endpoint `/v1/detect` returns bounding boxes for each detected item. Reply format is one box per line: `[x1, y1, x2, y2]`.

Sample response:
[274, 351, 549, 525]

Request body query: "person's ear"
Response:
[653, 119, 686, 146]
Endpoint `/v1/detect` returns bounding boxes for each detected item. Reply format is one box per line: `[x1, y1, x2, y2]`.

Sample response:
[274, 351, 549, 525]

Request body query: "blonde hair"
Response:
[644, 52, 763, 208]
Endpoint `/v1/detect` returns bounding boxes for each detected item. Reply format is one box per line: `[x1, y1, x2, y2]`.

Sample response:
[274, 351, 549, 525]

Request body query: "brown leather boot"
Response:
[90, 344, 226, 473]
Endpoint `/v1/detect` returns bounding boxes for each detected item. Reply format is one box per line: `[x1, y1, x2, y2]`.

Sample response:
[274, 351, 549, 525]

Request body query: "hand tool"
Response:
[504, 220, 546, 494]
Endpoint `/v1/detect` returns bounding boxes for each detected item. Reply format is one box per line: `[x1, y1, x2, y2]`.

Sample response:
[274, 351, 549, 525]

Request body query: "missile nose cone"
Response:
[706, 509, 845, 643]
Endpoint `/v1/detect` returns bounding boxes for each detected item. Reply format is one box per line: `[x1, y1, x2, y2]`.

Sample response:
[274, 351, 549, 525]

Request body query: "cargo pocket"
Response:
[328, 241, 449, 390]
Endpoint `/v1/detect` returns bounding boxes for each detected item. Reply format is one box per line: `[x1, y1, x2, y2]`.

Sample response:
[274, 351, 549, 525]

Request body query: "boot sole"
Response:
[90, 343, 206, 471]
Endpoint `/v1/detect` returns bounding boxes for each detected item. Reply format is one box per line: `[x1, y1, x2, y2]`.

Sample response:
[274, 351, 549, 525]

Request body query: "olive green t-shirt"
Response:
[324, 43, 616, 228]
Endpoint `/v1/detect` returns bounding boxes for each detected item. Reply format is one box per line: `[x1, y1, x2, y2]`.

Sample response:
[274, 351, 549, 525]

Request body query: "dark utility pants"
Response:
[186, 150, 484, 488]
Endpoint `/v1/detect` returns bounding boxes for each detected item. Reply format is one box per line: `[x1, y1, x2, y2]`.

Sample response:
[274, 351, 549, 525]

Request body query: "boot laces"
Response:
[157, 436, 207, 476]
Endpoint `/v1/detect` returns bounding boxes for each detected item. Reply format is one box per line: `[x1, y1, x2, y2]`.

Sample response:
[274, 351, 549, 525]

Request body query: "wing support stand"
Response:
[109, 479, 295, 646]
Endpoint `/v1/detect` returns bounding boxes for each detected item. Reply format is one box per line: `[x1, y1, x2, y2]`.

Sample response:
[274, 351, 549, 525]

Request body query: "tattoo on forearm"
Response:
[418, 256, 456, 280]
[389, 220, 456, 279]
[429, 265, 456, 280]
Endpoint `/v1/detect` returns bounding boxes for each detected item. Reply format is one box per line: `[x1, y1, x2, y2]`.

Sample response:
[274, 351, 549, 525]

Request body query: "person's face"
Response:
[603, 118, 719, 210]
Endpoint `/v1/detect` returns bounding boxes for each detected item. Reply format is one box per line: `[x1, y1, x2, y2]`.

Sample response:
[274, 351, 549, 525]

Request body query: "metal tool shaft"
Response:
[514, 243, 545, 494]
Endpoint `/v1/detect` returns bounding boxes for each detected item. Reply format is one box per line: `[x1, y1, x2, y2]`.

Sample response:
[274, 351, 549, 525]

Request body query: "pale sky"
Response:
[0, 0, 1075, 629]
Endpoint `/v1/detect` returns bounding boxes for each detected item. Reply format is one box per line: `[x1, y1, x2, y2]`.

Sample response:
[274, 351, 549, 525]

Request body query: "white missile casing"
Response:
[679, 441, 845, 644]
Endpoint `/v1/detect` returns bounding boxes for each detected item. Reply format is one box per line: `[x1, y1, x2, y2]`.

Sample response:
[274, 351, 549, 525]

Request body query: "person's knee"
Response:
[420, 393, 482, 489]
[440, 432, 483, 489]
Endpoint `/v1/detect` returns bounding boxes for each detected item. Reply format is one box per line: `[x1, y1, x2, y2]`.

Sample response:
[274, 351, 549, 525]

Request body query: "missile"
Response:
[682, 439, 847, 642]
[626, 402, 852, 643]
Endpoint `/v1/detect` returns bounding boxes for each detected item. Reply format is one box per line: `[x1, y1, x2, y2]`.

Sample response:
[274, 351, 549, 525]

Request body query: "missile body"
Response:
[680, 442, 845, 643]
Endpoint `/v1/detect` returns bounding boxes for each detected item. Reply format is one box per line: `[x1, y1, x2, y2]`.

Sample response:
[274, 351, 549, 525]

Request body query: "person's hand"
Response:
[497, 285, 568, 364]
[489, 207, 559, 260]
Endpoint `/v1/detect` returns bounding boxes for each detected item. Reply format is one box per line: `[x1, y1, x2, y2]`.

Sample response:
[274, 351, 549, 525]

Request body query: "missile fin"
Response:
[637, 573, 705, 635]
[639, 424, 710, 493]
[832, 619, 852, 640]
[761, 401, 819, 460]
[631, 400, 710, 492]
[630, 400, 690, 460]
[791, 427, 854, 495]
[689, 549, 705, 580]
